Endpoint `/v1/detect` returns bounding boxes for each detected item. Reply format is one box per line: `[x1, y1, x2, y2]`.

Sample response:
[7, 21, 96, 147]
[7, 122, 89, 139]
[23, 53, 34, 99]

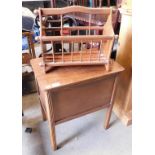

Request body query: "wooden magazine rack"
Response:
[37, 6, 115, 73]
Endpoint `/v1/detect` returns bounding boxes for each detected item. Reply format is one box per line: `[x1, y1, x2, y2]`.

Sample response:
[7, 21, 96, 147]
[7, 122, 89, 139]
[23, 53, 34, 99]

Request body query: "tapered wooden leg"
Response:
[104, 104, 113, 129]
[40, 101, 47, 121]
[45, 91, 57, 150]
[49, 124, 57, 150]
[104, 77, 117, 129]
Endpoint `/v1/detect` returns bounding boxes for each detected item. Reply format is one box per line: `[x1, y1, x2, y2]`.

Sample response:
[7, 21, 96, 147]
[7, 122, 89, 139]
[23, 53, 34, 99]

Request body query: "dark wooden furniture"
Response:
[31, 57, 124, 150]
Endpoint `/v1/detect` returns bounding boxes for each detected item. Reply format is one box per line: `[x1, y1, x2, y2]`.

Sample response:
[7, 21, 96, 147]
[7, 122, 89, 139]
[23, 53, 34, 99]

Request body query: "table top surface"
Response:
[31, 58, 124, 90]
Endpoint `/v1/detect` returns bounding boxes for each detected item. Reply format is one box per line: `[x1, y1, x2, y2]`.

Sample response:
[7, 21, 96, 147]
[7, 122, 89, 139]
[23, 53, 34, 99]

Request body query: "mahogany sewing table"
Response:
[31, 58, 124, 150]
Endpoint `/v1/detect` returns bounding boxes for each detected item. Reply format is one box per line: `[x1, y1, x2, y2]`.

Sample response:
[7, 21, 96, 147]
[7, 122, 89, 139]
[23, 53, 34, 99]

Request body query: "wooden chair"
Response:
[22, 32, 36, 65]
[22, 31, 36, 133]
[22, 31, 36, 93]
[36, 6, 116, 73]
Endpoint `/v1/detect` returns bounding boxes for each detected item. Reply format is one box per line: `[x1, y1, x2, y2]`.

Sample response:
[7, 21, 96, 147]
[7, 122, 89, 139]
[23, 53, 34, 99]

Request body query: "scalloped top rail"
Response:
[38, 6, 112, 16]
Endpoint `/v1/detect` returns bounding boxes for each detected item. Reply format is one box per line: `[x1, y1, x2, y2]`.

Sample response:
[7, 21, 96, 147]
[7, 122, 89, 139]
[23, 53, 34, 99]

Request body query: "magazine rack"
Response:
[36, 6, 116, 72]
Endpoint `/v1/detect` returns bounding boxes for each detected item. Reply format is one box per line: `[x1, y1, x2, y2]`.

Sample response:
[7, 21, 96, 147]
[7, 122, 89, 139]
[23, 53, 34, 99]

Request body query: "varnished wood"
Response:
[43, 26, 105, 31]
[52, 74, 116, 122]
[43, 50, 109, 64]
[31, 58, 124, 90]
[45, 90, 57, 150]
[39, 6, 111, 15]
[37, 35, 114, 42]
[35, 78, 47, 121]
[39, 97, 47, 121]
[113, 1, 132, 126]
[37, 6, 115, 72]
[31, 58, 124, 150]
[55, 103, 110, 125]
[104, 77, 117, 129]
[22, 53, 31, 64]
[22, 32, 36, 64]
